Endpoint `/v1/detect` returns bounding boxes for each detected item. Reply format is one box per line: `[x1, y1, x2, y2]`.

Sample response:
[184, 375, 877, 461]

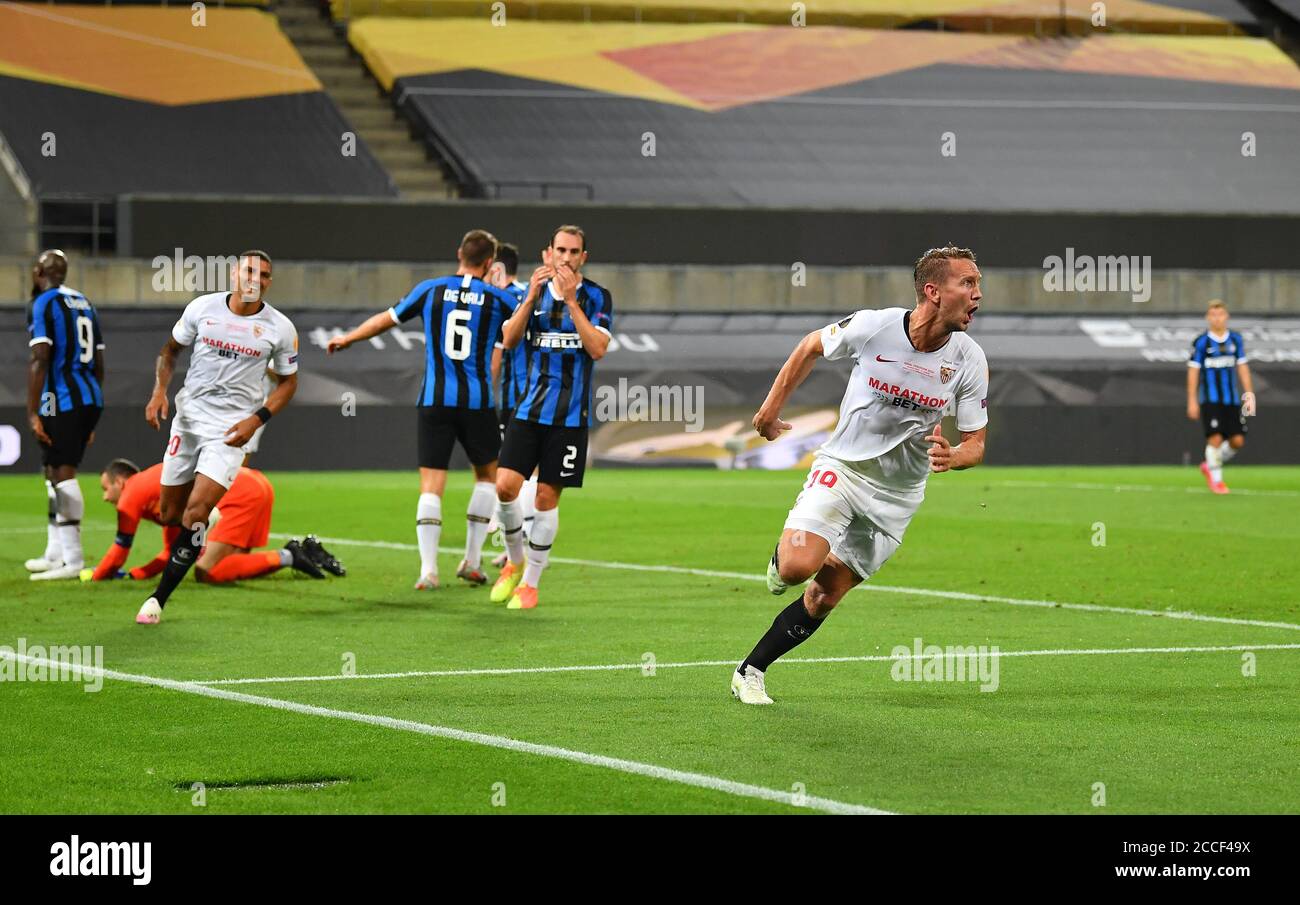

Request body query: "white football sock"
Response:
[463, 482, 496, 570]
[523, 507, 558, 588]
[54, 478, 85, 569]
[44, 479, 62, 562]
[1204, 443, 1224, 482]
[498, 497, 526, 566]
[520, 475, 537, 540]
[416, 492, 442, 577]
[1219, 442, 1238, 463]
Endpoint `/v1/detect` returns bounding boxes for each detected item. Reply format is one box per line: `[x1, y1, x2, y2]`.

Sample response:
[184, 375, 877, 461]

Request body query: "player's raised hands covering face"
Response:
[925, 424, 953, 472]
[553, 262, 580, 301]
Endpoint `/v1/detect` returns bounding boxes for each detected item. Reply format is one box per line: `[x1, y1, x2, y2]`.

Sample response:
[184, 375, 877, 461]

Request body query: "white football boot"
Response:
[731, 664, 774, 705]
[25, 557, 63, 573]
[136, 598, 163, 625]
[30, 563, 83, 581]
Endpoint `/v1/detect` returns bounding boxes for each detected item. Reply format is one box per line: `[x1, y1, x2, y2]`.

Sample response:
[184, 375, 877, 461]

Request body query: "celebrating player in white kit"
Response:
[732, 246, 989, 704]
[137, 251, 299, 624]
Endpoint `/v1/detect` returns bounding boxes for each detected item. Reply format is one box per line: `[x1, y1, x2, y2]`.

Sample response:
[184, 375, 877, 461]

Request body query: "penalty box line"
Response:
[0, 650, 889, 817]
[267, 533, 1300, 635]
[192, 643, 1300, 688]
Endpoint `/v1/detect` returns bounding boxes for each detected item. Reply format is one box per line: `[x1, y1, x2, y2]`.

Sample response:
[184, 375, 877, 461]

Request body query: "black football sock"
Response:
[151, 526, 201, 607]
[740, 593, 826, 673]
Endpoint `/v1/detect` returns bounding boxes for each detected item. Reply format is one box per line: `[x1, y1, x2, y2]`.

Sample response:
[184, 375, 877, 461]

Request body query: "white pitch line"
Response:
[266, 533, 1300, 634]
[192, 643, 1300, 687]
[991, 480, 1300, 499]
[0, 651, 886, 817]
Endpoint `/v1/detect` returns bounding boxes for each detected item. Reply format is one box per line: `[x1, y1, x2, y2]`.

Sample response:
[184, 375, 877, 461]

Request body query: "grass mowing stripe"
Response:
[0, 650, 891, 816]
[991, 481, 1300, 499]
[190, 643, 1300, 686]
[266, 533, 1300, 634]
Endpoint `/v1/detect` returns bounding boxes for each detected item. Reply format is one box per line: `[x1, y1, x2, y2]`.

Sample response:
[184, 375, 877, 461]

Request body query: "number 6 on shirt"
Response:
[444, 309, 472, 361]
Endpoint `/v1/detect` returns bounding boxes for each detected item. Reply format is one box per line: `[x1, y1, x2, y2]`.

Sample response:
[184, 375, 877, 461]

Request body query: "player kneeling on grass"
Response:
[732, 246, 989, 705]
[137, 251, 301, 625]
[86, 458, 344, 585]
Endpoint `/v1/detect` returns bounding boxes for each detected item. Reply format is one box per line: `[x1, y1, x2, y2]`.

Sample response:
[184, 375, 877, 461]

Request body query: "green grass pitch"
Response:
[2, 466, 1298, 814]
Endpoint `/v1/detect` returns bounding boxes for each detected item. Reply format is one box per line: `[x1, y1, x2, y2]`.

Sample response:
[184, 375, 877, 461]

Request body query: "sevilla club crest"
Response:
[940, 366, 955, 384]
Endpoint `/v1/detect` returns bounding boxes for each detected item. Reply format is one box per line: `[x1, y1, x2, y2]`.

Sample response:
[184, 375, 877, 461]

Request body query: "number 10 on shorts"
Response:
[805, 468, 838, 489]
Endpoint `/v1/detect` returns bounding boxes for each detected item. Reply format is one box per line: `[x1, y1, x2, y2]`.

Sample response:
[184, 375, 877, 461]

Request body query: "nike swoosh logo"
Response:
[875, 355, 897, 363]
[560, 471, 575, 477]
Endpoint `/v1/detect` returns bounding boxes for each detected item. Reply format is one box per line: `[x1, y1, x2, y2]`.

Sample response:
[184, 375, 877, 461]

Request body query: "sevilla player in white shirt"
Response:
[732, 246, 989, 705]
[137, 251, 299, 624]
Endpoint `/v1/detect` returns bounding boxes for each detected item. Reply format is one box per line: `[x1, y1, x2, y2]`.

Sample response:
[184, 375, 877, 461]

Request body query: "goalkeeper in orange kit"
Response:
[87, 458, 344, 583]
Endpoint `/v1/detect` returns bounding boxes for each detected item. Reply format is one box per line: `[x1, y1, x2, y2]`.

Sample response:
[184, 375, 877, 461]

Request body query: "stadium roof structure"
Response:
[331, 0, 1263, 35]
[355, 19, 1300, 212]
[0, 4, 394, 196]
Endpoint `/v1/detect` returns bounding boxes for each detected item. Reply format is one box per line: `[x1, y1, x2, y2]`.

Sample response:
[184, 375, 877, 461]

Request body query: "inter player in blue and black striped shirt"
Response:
[490, 225, 613, 610]
[1186, 301, 1255, 494]
[327, 230, 516, 588]
[488, 242, 531, 431]
[25, 250, 105, 581]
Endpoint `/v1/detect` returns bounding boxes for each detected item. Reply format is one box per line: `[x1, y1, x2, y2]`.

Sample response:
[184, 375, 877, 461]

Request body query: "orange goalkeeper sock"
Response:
[204, 551, 283, 583]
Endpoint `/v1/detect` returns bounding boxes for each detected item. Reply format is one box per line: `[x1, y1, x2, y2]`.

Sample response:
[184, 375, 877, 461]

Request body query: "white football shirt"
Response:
[171, 292, 298, 438]
[818, 307, 989, 491]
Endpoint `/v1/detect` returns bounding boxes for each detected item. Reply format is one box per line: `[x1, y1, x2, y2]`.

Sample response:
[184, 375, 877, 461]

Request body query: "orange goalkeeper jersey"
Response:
[92, 465, 273, 579]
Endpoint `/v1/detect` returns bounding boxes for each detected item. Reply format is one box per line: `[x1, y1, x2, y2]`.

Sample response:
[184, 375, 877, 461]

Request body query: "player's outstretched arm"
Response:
[927, 425, 986, 473]
[753, 330, 823, 441]
[146, 338, 182, 429]
[327, 312, 395, 354]
[26, 343, 53, 445]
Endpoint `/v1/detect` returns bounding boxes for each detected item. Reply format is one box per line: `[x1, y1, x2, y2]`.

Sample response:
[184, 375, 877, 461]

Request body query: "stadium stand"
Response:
[330, 0, 1261, 35]
[350, 18, 1300, 210]
[0, 4, 394, 198]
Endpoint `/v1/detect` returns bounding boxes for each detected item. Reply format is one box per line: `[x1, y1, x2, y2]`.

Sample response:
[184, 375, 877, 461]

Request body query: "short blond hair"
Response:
[914, 245, 976, 297]
[1207, 300, 1227, 313]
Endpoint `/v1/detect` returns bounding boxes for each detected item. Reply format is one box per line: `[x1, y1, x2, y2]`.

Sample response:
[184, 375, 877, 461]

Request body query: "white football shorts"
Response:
[783, 454, 925, 580]
[160, 417, 245, 489]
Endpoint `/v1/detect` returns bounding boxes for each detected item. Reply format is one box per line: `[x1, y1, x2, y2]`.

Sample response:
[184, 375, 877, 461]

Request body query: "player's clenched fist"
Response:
[925, 425, 953, 472]
[326, 335, 351, 355]
[145, 393, 169, 430]
[1186, 400, 1199, 421]
[224, 416, 260, 448]
[753, 408, 792, 441]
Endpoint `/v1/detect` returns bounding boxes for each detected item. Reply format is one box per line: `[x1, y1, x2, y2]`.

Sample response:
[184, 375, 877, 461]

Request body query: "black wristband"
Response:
[254, 406, 272, 424]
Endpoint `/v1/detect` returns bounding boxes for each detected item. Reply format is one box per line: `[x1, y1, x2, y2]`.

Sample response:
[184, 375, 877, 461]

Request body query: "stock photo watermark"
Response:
[1042, 248, 1152, 303]
[593, 379, 704, 432]
[0, 638, 104, 692]
[890, 638, 1000, 692]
